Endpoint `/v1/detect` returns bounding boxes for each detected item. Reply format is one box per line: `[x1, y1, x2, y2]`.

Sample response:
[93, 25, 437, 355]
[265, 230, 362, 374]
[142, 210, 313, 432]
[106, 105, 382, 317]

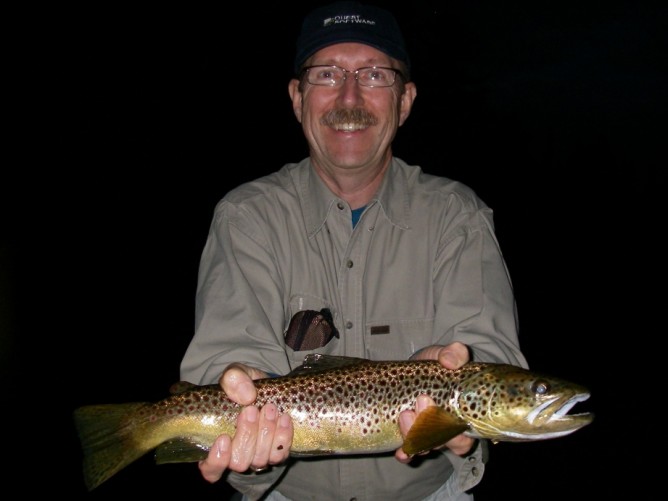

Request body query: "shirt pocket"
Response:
[366, 317, 434, 360]
[286, 294, 340, 368]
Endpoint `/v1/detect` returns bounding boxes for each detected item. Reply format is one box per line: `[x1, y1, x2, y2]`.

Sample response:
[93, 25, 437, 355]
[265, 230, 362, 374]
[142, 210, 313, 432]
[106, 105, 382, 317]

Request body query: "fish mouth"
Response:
[527, 392, 594, 434]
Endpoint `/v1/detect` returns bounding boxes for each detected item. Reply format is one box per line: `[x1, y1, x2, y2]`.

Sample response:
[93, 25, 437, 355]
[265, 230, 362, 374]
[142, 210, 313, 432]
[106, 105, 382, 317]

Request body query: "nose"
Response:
[337, 73, 364, 106]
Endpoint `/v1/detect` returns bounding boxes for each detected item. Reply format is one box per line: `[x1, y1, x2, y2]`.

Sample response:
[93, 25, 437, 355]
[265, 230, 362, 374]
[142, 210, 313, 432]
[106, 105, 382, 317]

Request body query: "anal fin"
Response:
[154, 438, 211, 464]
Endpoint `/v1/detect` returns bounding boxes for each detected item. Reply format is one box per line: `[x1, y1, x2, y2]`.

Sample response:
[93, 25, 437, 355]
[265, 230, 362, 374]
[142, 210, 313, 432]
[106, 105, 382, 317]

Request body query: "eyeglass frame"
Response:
[300, 65, 405, 88]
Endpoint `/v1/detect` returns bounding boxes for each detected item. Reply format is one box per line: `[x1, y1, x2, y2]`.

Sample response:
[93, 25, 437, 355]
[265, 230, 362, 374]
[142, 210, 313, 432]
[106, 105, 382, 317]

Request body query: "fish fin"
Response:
[290, 449, 336, 457]
[169, 381, 198, 394]
[154, 438, 211, 464]
[288, 354, 369, 376]
[402, 406, 469, 455]
[73, 403, 152, 491]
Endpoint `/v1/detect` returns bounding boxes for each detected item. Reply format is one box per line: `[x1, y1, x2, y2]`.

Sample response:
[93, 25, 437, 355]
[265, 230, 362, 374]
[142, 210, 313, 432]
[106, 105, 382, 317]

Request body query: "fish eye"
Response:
[531, 380, 549, 395]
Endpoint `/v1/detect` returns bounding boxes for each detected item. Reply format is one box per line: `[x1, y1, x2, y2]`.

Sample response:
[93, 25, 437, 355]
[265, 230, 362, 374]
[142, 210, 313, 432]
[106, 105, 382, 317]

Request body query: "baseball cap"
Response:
[294, 1, 410, 75]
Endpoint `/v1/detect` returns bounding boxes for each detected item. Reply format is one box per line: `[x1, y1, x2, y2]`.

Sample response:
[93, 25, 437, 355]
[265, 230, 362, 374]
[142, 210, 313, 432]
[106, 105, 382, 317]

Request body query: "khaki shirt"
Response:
[180, 157, 527, 500]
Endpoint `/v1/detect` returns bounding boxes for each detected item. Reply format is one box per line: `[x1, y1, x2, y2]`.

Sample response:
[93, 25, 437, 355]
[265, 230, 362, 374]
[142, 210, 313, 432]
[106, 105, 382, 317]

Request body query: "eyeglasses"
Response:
[301, 65, 403, 88]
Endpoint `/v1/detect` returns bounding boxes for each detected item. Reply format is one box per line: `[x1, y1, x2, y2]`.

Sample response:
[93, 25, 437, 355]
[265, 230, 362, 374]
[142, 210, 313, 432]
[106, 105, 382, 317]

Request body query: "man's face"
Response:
[289, 42, 416, 172]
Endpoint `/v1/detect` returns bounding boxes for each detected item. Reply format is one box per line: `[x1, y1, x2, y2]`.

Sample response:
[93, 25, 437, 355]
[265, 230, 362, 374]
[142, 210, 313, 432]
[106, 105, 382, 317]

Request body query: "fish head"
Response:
[458, 364, 594, 442]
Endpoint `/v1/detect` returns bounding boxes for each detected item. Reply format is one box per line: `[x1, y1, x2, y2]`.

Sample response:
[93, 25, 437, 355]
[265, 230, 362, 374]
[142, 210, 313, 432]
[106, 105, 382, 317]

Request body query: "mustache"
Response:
[320, 108, 378, 127]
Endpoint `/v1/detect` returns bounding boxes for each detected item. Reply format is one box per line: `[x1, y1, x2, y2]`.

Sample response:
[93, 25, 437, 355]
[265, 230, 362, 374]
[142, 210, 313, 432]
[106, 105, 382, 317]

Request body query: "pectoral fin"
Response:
[402, 406, 469, 455]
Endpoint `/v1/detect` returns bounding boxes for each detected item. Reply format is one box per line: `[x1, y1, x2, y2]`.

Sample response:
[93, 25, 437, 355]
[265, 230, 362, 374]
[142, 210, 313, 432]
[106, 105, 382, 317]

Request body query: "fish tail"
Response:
[73, 402, 152, 491]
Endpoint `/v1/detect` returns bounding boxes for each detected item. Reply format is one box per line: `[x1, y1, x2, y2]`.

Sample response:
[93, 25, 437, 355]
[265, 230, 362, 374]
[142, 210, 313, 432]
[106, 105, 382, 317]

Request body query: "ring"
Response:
[249, 465, 270, 473]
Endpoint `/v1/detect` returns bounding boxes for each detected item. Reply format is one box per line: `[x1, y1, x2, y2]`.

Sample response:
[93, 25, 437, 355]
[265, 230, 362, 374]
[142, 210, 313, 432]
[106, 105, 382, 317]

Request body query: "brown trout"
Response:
[73, 354, 593, 491]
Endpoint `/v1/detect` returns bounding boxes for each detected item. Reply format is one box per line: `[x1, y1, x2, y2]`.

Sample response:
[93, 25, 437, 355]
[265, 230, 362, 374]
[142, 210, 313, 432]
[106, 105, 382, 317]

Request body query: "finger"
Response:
[415, 394, 433, 414]
[268, 413, 294, 465]
[438, 342, 470, 370]
[221, 365, 261, 405]
[398, 408, 416, 437]
[412, 396, 434, 456]
[395, 410, 416, 463]
[395, 446, 413, 463]
[250, 403, 278, 469]
[396, 395, 437, 463]
[228, 405, 260, 472]
[445, 434, 477, 456]
[198, 434, 232, 483]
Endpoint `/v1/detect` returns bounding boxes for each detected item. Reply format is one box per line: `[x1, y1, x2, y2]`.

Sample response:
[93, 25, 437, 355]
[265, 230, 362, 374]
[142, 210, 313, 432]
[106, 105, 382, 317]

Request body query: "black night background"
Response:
[3, 1, 664, 499]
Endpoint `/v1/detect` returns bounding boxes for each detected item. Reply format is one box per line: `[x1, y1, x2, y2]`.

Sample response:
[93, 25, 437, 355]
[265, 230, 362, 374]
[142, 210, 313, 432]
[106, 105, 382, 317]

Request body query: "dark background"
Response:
[3, 1, 664, 498]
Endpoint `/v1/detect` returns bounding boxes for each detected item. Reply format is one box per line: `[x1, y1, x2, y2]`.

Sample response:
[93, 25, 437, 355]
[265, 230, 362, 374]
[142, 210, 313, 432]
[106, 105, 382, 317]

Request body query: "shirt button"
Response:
[337, 202, 345, 210]
[346, 260, 353, 268]
[345, 321, 353, 329]
[471, 466, 479, 477]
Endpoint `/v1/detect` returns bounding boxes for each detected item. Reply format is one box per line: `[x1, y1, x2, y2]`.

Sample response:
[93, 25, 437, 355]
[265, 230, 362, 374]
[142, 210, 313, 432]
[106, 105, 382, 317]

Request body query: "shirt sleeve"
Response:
[431, 205, 529, 368]
[180, 200, 291, 384]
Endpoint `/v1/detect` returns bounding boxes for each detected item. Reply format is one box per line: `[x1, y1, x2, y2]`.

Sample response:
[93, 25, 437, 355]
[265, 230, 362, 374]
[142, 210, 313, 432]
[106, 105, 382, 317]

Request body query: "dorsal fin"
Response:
[168, 381, 197, 395]
[402, 406, 469, 455]
[287, 354, 370, 376]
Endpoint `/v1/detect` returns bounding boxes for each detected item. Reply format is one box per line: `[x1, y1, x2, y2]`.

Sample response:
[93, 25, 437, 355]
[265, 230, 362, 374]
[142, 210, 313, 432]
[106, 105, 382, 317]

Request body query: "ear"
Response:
[288, 78, 303, 123]
[398, 82, 417, 126]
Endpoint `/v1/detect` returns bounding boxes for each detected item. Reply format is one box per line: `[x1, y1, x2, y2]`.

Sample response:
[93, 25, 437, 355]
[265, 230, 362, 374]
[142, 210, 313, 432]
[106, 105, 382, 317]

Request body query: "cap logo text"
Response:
[323, 15, 376, 27]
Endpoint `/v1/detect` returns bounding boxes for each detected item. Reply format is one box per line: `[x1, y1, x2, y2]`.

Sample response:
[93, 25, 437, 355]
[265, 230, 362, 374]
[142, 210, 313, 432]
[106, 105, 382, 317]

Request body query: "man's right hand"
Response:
[198, 363, 294, 483]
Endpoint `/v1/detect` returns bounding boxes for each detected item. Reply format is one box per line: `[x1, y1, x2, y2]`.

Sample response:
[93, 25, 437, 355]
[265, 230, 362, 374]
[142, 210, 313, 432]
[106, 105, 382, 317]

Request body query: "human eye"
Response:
[311, 66, 342, 85]
[359, 67, 393, 86]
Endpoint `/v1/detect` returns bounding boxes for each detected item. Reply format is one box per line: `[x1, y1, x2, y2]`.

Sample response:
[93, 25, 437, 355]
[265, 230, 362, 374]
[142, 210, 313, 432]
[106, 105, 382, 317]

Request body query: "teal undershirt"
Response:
[351, 206, 365, 228]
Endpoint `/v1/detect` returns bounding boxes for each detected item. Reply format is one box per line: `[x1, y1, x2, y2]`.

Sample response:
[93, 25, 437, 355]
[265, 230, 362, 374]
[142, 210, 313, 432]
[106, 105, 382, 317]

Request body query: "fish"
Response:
[73, 354, 593, 491]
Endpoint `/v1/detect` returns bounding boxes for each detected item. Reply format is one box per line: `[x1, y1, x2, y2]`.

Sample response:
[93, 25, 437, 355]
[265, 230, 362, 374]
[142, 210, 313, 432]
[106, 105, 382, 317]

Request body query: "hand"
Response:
[395, 342, 476, 463]
[408, 341, 470, 368]
[198, 363, 294, 483]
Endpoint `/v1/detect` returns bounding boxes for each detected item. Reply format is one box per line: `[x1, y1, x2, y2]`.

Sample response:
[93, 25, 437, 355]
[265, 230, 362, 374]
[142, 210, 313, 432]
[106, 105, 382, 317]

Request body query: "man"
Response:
[180, 2, 528, 500]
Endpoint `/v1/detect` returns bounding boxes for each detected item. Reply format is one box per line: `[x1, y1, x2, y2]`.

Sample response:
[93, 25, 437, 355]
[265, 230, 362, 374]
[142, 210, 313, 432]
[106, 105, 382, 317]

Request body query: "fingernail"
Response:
[278, 413, 290, 428]
[264, 404, 277, 421]
[417, 395, 431, 411]
[217, 436, 229, 458]
[246, 405, 259, 423]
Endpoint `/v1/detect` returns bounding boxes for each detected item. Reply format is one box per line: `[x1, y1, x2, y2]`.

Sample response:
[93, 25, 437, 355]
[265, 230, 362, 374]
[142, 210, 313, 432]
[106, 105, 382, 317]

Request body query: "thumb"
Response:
[221, 363, 266, 405]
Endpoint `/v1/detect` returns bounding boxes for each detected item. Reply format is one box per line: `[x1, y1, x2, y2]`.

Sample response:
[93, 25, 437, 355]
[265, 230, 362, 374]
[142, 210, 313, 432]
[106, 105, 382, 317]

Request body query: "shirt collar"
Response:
[298, 157, 411, 236]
